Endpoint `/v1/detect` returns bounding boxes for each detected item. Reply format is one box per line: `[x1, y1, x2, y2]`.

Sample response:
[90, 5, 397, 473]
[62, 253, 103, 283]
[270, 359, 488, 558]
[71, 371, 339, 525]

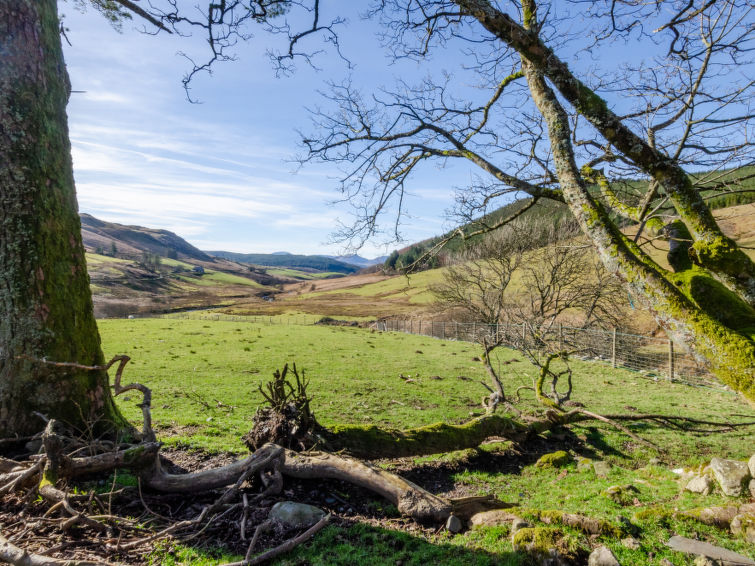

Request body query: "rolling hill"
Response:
[207, 251, 360, 274]
[80, 214, 212, 262]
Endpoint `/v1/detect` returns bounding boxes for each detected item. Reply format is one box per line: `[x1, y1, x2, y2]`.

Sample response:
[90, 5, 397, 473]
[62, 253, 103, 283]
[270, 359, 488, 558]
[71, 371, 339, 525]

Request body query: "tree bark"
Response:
[517, 43, 755, 404]
[455, 0, 755, 307]
[0, 1, 127, 437]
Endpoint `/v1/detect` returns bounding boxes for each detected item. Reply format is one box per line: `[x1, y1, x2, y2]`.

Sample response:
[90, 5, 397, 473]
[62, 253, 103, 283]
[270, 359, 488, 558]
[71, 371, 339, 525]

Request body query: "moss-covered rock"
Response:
[730, 513, 755, 543]
[602, 484, 639, 506]
[511, 526, 581, 564]
[535, 450, 571, 468]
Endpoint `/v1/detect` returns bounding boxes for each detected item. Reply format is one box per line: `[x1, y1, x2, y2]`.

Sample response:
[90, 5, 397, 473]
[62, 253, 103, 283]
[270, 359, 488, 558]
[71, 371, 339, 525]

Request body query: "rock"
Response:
[620, 537, 640, 550]
[511, 527, 569, 564]
[648, 457, 662, 466]
[602, 484, 639, 506]
[693, 558, 722, 566]
[468, 509, 521, 528]
[535, 451, 571, 468]
[730, 513, 755, 544]
[511, 518, 531, 534]
[659, 560, 674, 566]
[577, 457, 593, 471]
[749, 454, 755, 478]
[685, 475, 714, 496]
[269, 501, 326, 529]
[445, 514, 463, 533]
[709, 457, 750, 497]
[665, 535, 755, 565]
[588, 545, 620, 566]
[750, 478, 755, 499]
[693, 506, 739, 528]
[593, 461, 612, 478]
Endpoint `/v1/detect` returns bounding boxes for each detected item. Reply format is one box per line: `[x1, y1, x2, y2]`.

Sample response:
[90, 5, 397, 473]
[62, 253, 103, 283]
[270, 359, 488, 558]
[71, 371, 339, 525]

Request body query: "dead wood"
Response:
[281, 448, 453, 522]
[231, 513, 330, 566]
[244, 363, 318, 451]
[141, 443, 283, 493]
[0, 531, 108, 566]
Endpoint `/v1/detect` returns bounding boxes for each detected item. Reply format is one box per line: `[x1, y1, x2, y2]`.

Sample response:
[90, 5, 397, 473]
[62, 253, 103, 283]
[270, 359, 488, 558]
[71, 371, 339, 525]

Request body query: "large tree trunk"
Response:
[456, 0, 755, 307]
[514, 11, 755, 405]
[451, 0, 755, 405]
[0, 1, 126, 437]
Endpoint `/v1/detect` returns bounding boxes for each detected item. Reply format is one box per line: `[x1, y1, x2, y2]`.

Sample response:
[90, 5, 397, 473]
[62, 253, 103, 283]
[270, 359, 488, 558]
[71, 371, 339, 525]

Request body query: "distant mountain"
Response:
[329, 254, 388, 268]
[207, 251, 359, 274]
[80, 214, 212, 262]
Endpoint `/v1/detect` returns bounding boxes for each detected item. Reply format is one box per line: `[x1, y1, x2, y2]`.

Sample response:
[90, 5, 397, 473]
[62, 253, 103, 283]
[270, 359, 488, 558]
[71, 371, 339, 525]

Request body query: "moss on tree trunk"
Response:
[0, 1, 127, 437]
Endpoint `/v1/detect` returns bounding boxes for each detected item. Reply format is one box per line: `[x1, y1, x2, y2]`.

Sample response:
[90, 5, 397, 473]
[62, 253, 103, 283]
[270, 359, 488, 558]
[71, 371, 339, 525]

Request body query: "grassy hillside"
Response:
[87, 251, 267, 318]
[208, 250, 360, 274]
[216, 203, 755, 331]
[387, 167, 755, 271]
[81, 213, 212, 262]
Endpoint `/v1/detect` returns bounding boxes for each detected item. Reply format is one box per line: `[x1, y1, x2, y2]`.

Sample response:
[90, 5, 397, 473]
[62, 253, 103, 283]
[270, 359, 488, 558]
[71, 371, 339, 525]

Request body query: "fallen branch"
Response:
[230, 513, 331, 566]
[0, 530, 108, 566]
[282, 449, 452, 522]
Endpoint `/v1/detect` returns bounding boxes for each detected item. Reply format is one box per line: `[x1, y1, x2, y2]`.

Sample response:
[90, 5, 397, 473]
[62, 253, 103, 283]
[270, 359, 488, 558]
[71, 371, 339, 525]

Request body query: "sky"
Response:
[60, 2, 472, 258]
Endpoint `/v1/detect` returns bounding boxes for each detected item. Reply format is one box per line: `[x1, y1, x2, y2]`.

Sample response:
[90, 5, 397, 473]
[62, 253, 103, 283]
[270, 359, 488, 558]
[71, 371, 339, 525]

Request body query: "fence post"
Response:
[419, 320, 422, 335]
[442, 322, 446, 340]
[522, 322, 526, 347]
[472, 322, 476, 341]
[611, 327, 617, 368]
[668, 340, 675, 381]
[455, 322, 458, 340]
[410, 319, 413, 334]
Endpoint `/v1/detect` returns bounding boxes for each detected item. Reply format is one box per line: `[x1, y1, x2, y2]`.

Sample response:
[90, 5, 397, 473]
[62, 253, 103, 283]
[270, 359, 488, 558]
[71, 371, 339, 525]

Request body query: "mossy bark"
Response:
[456, 0, 755, 307]
[444, 1, 755, 404]
[0, 1, 127, 437]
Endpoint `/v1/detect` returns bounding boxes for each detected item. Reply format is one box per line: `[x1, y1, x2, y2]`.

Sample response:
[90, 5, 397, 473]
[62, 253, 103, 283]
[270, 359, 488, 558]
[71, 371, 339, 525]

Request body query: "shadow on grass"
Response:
[279, 520, 530, 566]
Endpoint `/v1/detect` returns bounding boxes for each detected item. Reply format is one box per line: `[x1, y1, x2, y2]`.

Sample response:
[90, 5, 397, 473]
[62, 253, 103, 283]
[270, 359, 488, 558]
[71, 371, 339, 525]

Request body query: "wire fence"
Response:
[121, 311, 724, 391]
[375, 318, 722, 390]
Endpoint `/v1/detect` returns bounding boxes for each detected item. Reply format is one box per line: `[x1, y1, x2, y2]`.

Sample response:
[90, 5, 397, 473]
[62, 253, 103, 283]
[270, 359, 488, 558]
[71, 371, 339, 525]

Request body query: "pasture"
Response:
[97, 318, 755, 566]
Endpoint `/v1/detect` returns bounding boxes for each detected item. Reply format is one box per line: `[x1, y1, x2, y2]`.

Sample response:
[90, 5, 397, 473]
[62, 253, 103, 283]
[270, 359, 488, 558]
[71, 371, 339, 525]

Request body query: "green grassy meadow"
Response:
[99, 318, 755, 565]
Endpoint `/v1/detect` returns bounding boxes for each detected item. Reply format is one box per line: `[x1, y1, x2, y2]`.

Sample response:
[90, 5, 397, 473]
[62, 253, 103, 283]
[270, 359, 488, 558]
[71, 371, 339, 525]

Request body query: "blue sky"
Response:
[60, 3, 472, 257]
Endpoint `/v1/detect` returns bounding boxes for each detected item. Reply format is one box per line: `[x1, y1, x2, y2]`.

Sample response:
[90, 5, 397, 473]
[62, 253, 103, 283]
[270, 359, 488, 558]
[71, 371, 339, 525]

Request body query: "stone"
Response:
[602, 484, 639, 506]
[535, 451, 571, 468]
[511, 518, 531, 534]
[694, 506, 739, 528]
[593, 461, 612, 478]
[693, 558, 722, 566]
[587, 545, 620, 566]
[750, 479, 755, 499]
[685, 475, 714, 496]
[620, 537, 640, 550]
[665, 535, 755, 565]
[730, 513, 755, 544]
[648, 457, 662, 466]
[709, 457, 750, 497]
[577, 457, 593, 471]
[749, 454, 755, 478]
[269, 501, 326, 529]
[468, 509, 521, 528]
[445, 514, 463, 533]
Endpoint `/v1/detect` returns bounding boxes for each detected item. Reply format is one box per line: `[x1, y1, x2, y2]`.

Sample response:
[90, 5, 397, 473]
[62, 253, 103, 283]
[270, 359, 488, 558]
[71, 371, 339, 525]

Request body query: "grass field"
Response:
[99, 318, 755, 566]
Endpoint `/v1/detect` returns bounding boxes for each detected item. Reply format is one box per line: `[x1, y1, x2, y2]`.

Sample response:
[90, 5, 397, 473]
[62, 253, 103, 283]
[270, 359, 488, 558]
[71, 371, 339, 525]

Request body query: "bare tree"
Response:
[432, 217, 627, 407]
[301, 0, 755, 404]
